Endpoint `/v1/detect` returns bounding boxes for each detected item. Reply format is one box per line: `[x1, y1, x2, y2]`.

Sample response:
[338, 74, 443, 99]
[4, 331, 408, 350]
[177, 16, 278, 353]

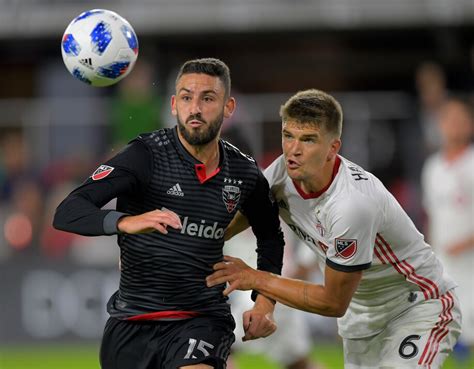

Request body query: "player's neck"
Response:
[181, 136, 220, 173]
[443, 142, 469, 162]
[297, 157, 337, 194]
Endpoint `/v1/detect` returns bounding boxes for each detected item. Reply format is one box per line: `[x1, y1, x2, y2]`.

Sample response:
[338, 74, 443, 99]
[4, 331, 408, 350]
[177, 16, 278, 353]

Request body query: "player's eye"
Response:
[203, 96, 215, 102]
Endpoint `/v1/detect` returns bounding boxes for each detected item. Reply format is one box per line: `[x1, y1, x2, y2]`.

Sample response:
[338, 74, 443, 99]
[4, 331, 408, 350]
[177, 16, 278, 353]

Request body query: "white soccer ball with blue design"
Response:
[61, 9, 139, 87]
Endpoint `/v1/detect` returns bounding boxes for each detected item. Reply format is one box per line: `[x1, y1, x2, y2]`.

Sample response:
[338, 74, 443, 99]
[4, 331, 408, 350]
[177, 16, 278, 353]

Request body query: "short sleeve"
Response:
[325, 196, 380, 272]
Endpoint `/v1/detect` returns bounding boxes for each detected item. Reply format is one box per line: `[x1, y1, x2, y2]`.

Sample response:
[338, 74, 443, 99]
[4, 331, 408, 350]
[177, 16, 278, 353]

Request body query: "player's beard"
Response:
[177, 111, 224, 146]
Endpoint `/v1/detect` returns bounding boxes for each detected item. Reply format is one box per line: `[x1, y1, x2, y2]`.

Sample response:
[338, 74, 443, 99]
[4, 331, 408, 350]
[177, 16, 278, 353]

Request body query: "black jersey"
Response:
[54, 127, 284, 320]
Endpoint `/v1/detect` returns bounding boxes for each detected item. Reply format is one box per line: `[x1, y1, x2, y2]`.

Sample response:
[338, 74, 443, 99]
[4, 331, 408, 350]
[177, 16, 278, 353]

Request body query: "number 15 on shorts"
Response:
[184, 338, 215, 359]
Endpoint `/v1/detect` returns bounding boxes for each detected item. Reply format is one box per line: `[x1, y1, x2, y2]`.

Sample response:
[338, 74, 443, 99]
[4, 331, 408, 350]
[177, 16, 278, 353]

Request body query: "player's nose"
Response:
[189, 99, 202, 115]
[288, 140, 303, 156]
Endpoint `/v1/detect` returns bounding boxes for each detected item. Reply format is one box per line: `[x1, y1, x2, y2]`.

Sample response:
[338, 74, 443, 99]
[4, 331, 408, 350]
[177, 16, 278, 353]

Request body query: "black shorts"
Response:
[100, 315, 235, 369]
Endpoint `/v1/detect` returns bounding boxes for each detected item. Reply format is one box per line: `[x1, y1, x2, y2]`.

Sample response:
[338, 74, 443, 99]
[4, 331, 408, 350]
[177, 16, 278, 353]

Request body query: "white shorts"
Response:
[343, 290, 461, 369]
[230, 291, 312, 366]
[441, 253, 474, 344]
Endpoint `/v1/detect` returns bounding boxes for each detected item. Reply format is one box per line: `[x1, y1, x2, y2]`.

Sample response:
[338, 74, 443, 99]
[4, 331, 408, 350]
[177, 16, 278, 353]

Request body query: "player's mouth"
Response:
[187, 119, 206, 128]
[286, 159, 301, 170]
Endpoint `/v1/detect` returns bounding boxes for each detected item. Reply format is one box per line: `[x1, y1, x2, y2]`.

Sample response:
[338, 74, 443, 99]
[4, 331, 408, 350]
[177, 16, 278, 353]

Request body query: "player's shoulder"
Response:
[133, 128, 176, 155]
[222, 139, 257, 165]
[333, 157, 383, 216]
[463, 145, 474, 163]
[421, 155, 441, 186]
[263, 155, 287, 186]
[137, 128, 172, 143]
[327, 188, 381, 231]
[422, 152, 443, 172]
[340, 156, 370, 177]
[339, 156, 382, 188]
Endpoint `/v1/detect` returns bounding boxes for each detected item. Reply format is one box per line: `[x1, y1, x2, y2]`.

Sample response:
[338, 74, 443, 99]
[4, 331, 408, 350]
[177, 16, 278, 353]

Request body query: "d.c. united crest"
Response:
[222, 185, 241, 213]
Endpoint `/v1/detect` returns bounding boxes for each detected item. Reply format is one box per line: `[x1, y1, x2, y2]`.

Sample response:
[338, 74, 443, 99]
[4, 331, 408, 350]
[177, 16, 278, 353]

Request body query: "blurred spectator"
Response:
[421, 98, 474, 362]
[0, 129, 36, 200]
[109, 59, 163, 149]
[415, 61, 450, 156]
[0, 129, 44, 258]
[0, 179, 44, 257]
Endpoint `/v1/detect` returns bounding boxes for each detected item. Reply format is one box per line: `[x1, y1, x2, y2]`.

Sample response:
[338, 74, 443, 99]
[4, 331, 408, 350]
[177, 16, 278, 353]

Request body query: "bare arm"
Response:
[253, 264, 361, 317]
[207, 255, 362, 317]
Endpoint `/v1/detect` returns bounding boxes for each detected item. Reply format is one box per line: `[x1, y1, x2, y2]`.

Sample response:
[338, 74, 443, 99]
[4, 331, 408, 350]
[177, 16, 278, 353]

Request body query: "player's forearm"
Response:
[253, 271, 347, 317]
[254, 294, 276, 312]
[53, 194, 125, 236]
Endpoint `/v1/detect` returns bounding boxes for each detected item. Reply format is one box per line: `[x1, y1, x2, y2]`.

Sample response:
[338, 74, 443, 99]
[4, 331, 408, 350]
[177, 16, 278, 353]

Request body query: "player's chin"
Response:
[286, 168, 303, 180]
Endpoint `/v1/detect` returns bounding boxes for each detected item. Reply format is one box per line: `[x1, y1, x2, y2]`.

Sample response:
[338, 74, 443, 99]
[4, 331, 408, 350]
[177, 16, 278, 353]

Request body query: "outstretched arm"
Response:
[207, 255, 362, 317]
[53, 140, 181, 236]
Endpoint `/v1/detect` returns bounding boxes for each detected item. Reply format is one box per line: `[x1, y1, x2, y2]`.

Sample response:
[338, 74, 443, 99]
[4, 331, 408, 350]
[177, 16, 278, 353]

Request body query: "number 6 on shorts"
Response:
[398, 334, 421, 359]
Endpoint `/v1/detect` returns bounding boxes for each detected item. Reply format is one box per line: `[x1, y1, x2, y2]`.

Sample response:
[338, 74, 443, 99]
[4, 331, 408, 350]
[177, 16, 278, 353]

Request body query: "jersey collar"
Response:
[172, 126, 224, 184]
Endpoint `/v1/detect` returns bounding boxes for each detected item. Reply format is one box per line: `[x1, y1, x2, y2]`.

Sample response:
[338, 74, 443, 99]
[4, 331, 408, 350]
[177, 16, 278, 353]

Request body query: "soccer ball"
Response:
[61, 9, 139, 87]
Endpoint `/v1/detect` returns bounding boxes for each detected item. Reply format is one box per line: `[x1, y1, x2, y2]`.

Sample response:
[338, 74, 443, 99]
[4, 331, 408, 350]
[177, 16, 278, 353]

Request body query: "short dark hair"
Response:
[176, 58, 231, 98]
[280, 89, 343, 138]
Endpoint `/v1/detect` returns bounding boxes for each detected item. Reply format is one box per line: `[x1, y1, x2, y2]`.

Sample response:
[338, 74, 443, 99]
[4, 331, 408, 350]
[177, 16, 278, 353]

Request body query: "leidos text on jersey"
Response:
[180, 217, 224, 239]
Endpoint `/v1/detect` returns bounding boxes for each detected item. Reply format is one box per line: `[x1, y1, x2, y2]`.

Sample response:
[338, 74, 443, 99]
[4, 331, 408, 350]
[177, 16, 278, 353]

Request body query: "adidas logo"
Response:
[167, 183, 184, 197]
[79, 58, 93, 70]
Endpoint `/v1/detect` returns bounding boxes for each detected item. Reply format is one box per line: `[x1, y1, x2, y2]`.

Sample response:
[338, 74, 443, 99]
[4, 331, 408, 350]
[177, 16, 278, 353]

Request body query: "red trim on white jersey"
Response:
[418, 291, 454, 366]
[374, 234, 440, 300]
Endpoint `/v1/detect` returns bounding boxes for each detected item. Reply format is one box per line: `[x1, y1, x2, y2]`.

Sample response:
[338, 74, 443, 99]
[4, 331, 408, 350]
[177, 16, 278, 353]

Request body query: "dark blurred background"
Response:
[0, 0, 472, 349]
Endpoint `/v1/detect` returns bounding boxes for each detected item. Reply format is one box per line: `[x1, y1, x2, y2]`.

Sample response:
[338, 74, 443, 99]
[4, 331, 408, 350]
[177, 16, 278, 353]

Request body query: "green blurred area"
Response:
[0, 344, 472, 369]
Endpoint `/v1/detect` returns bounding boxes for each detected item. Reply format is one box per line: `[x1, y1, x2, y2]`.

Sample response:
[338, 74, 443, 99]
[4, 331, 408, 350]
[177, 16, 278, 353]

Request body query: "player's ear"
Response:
[171, 95, 177, 116]
[224, 97, 236, 119]
[328, 138, 341, 161]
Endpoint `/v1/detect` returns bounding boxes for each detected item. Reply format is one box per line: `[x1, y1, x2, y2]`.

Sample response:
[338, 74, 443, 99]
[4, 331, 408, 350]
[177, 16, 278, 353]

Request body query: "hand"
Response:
[241, 295, 277, 341]
[206, 255, 259, 295]
[117, 209, 182, 234]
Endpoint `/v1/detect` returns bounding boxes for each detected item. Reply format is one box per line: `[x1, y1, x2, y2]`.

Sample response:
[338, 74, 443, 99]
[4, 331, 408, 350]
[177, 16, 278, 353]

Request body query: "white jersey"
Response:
[265, 155, 457, 339]
[422, 145, 474, 343]
[421, 145, 474, 257]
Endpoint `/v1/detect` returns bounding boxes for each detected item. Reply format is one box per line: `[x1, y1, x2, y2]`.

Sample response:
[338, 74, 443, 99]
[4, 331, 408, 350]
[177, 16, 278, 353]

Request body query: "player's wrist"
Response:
[253, 270, 270, 293]
[104, 211, 130, 235]
[117, 215, 132, 233]
[255, 294, 276, 310]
